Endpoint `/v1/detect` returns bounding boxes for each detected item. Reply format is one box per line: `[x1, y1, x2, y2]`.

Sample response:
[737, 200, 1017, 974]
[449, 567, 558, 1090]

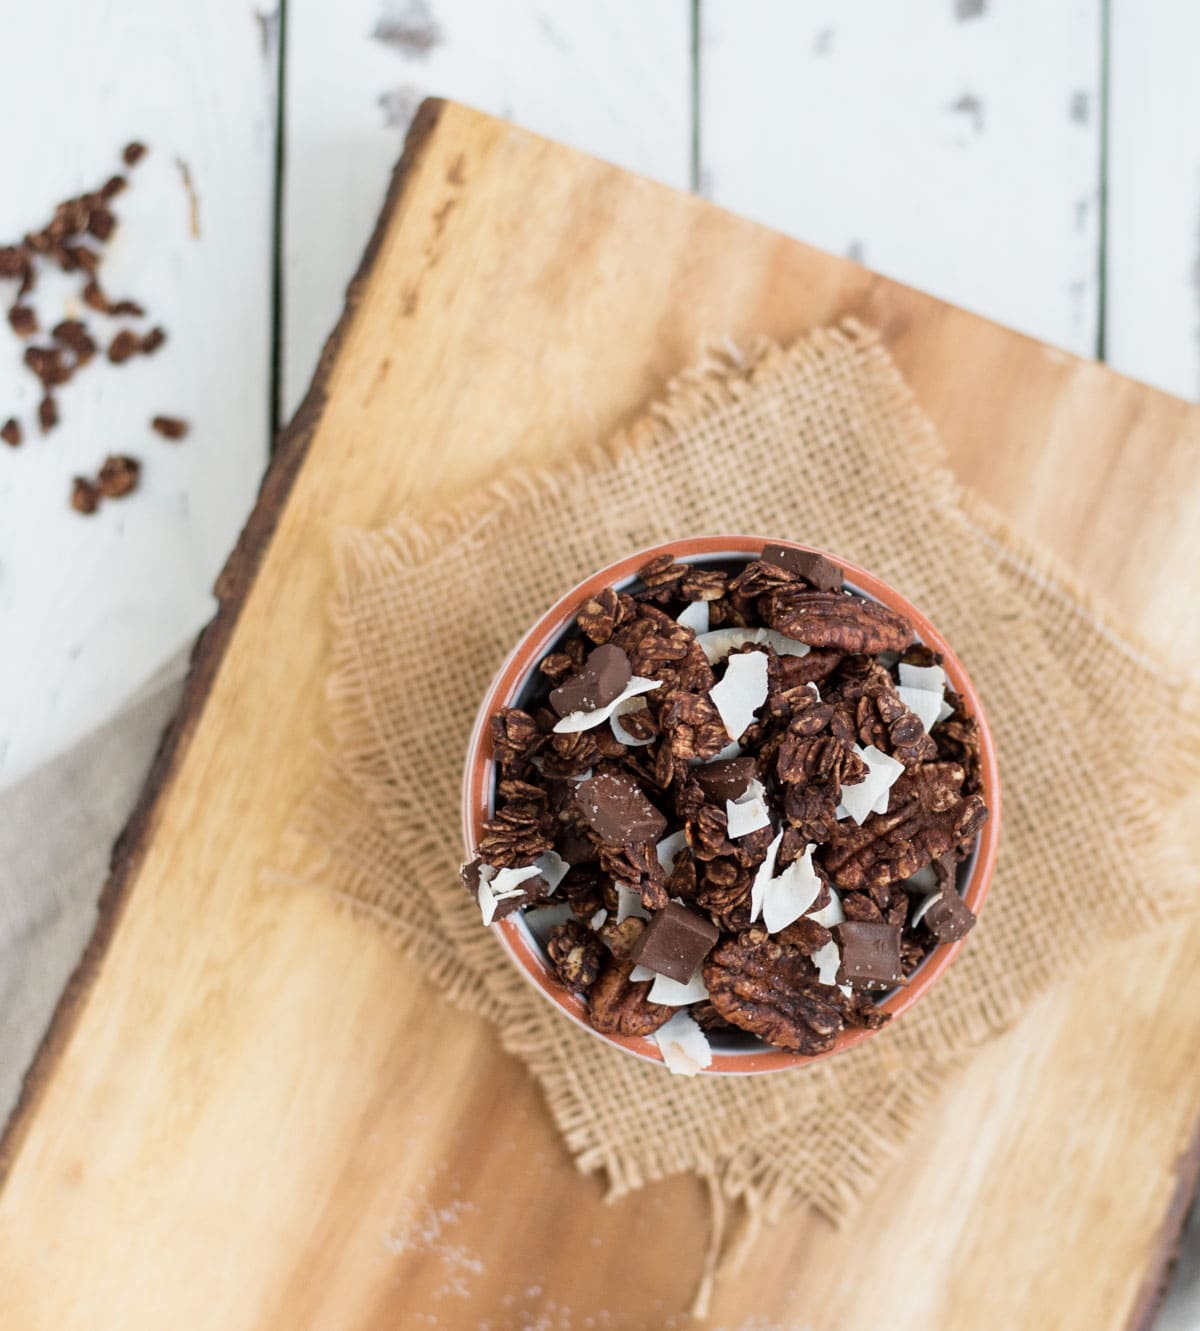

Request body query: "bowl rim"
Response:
[461, 534, 1001, 1075]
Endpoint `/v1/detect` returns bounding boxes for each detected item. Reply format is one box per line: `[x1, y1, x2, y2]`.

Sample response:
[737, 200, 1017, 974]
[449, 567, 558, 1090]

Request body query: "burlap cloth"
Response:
[287, 321, 1199, 1306]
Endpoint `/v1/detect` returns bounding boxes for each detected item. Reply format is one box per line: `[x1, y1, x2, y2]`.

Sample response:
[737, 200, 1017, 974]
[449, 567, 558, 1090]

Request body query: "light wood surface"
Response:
[3, 100, 1200, 1331]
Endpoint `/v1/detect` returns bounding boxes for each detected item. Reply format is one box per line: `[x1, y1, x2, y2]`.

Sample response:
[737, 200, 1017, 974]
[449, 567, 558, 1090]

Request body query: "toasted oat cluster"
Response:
[461, 545, 988, 1074]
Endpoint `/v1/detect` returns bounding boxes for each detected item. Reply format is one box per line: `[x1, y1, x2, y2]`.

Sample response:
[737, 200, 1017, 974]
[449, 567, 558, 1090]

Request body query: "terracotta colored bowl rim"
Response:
[462, 535, 1001, 1075]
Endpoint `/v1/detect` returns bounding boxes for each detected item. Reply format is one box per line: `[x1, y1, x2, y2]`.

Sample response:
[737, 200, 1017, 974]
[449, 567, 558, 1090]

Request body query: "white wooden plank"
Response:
[1106, 0, 1200, 401]
[282, 0, 692, 416]
[700, 0, 1102, 358]
[0, 1, 277, 788]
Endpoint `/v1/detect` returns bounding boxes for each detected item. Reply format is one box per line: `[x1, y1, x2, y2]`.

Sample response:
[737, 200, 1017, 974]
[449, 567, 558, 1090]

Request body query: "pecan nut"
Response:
[704, 928, 847, 1054]
[760, 589, 914, 655]
[588, 961, 674, 1036]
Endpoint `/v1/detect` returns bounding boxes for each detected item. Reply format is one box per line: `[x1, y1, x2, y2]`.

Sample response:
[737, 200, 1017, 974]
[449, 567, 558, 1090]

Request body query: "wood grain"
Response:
[2, 100, 1200, 1331]
[282, 0, 691, 415]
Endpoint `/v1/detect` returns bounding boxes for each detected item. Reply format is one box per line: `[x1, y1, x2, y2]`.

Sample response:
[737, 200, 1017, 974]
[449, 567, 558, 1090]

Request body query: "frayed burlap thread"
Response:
[285, 322, 1200, 1265]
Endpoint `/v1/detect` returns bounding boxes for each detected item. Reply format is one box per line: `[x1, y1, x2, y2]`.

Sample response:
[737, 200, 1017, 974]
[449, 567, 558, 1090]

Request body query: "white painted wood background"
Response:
[2, 0, 1199, 796]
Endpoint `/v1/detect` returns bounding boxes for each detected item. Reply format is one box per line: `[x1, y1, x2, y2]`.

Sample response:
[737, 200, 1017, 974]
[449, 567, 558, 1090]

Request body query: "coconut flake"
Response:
[568, 768, 593, 784]
[477, 864, 540, 926]
[839, 744, 904, 825]
[808, 885, 844, 928]
[725, 778, 771, 838]
[898, 684, 943, 734]
[709, 650, 769, 742]
[653, 1011, 713, 1076]
[489, 863, 545, 896]
[648, 969, 709, 1006]
[695, 626, 811, 665]
[590, 908, 608, 930]
[553, 675, 663, 734]
[524, 901, 574, 942]
[937, 697, 955, 723]
[811, 939, 841, 986]
[535, 850, 570, 893]
[912, 892, 940, 927]
[762, 846, 823, 933]
[750, 829, 784, 922]
[629, 963, 657, 982]
[616, 885, 650, 924]
[655, 829, 688, 874]
[899, 662, 947, 694]
[677, 601, 710, 635]
[610, 696, 654, 747]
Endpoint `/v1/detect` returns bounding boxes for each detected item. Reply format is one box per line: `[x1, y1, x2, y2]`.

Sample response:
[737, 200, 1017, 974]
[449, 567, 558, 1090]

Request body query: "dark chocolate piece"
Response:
[761, 543, 844, 593]
[575, 772, 666, 845]
[921, 891, 975, 943]
[692, 756, 756, 804]
[558, 832, 598, 866]
[836, 921, 903, 985]
[630, 900, 719, 983]
[459, 857, 483, 896]
[549, 643, 632, 717]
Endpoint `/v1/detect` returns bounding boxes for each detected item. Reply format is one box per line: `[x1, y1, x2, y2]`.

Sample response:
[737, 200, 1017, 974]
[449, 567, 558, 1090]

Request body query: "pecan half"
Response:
[704, 928, 847, 1054]
[760, 589, 914, 654]
[589, 961, 674, 1036]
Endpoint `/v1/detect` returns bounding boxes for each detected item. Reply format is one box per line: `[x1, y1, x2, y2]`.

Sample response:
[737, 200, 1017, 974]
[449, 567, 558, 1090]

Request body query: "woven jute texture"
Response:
[290, 321, 1200, 1259]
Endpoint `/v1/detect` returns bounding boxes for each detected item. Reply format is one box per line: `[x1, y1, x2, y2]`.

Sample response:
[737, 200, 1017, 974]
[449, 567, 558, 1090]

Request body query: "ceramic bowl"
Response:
[462, 535, 1000, 1074]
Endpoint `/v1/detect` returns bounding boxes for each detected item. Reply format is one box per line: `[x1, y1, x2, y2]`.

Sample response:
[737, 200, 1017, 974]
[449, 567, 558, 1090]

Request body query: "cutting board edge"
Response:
[0, 97, 448, 1187]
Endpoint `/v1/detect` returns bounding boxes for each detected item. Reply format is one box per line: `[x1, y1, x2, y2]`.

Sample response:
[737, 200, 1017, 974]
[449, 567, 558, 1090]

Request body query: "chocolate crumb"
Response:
[151, 415, 189, 440]
[140, 326, 166, 355]
[1, 418, 21, 447]
[97, 454, 140, 498]
[38, 396, 58, 433]
[71, 477, 100, 514]
[101, 174, 127, 200]
[7, 304, 37, 338]
[87, 208, 116, 242]
[122, 141, 147, 167]
[108, 329, 141, 363]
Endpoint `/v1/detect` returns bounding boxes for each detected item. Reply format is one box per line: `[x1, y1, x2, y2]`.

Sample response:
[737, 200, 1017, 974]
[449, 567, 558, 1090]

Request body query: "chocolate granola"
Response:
[463, 545, 989, 1072]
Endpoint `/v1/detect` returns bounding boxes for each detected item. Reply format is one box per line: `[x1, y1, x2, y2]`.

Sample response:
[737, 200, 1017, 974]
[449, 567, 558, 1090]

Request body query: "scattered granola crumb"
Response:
[7, 305, 36, 338]
[151, 414, 189, 440]
[107, 329, 141, 364]
[141, 326, 166, 355]
[97, 454, 140, 498]
[0, 418, 20, 447]
[71, 476, 100, 514]
[122, 141, 147, 167]
[38, 396, 57, 433]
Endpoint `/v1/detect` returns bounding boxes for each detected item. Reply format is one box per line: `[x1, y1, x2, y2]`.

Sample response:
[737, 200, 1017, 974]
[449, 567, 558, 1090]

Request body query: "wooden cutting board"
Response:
[3, 99, 1200, 1331]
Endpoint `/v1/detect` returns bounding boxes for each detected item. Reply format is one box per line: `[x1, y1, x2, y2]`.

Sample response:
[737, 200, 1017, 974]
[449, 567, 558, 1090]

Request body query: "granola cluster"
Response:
[462, 545, 989, 1073]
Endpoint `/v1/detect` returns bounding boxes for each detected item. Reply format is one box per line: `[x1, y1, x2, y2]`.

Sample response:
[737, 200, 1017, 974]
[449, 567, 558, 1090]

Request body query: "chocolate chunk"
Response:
[575, 772, 666, 846]
[558, 832, 598, 866]
[761, 543, 844, 593]
[630, 900, 719, 982]
[692, 756, 757, 804]
[921, 891, 975, 943]
[549, 643, 632, 717]
[836, 921, 903, 985]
